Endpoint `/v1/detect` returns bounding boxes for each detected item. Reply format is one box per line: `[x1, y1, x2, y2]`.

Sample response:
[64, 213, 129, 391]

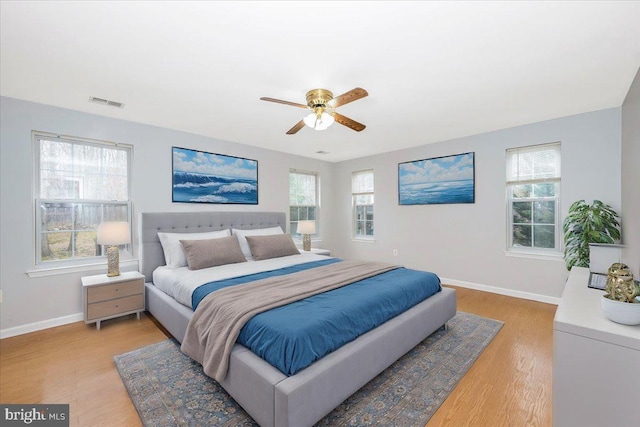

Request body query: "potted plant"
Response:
[562, 200, 621, 271]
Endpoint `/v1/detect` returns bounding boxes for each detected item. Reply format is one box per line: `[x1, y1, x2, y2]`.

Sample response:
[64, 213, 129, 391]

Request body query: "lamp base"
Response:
[106, 245, 121, 277]
[303, 234, 311, 251]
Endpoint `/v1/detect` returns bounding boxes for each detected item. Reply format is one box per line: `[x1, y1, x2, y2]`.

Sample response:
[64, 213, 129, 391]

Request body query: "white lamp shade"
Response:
[297, 220, 316, 235]
[97, 221, 131, 246]
[303, 113, 317, 129]
[303, 112, 335, 131]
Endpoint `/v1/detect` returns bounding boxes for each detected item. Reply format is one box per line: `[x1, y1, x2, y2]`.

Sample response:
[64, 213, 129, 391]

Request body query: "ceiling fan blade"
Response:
[328, 87, 368, 108]
[286, 120, 306, 135]
[333, 112, 366, 132]
[260, 97, 308, 109]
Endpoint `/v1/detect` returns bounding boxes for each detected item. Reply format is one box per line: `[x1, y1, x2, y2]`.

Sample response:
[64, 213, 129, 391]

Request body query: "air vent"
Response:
[89, 96, 124, 108]
[316, 151, 330, 155]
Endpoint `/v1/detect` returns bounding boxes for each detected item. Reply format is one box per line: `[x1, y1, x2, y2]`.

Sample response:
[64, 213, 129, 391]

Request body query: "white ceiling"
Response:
[2, 1, 639, 162]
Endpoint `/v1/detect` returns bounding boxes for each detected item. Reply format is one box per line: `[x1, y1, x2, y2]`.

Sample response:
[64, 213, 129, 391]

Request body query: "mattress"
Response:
[190, 258, 442, 375]
[153, 254, 442, 376]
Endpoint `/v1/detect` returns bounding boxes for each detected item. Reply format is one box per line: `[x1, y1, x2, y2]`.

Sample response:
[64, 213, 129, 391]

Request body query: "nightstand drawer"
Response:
[87, 279, 143, 303]
[87, 294, 144, 320]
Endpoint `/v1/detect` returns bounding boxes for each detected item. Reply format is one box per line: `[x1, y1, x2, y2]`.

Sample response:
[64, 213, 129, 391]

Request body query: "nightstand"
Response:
[82, 271, 145, 330]
[302, 248, 331, 256]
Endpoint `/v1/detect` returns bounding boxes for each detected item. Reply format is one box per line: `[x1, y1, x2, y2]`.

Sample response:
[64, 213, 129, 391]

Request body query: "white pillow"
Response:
[158, 229, 231, 268]
[232, 226, 284, 260]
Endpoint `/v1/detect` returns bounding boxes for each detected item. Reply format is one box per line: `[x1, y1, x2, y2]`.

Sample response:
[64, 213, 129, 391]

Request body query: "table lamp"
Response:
[297, 220, 316, 251]
[97, 221, 131, 276]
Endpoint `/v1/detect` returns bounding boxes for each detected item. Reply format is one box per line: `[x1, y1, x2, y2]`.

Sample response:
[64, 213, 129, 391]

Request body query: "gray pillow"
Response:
[245, 234, 300, 261]
[180, 235, 247, 270]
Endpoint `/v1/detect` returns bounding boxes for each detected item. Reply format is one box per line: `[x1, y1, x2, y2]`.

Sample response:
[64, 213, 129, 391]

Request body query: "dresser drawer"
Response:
[87, 294, 144, 320]
[87, 279, 143, 303]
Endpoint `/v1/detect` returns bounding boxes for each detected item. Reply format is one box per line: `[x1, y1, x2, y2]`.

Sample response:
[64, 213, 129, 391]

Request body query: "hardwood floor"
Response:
[0, 286, 556, 427]
[429, 286, 556, 427]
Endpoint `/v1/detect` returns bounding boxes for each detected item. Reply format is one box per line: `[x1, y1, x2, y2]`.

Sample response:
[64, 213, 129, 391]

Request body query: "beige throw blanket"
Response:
[181, 260, 399, 381]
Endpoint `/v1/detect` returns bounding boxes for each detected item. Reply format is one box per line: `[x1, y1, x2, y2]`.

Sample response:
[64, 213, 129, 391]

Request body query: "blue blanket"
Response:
[192, 259, 441, 376]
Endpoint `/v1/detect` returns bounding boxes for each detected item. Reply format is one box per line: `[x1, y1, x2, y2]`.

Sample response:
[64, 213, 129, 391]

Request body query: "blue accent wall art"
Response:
[172, 147, 258, 204]
[398, 152, 475, 205]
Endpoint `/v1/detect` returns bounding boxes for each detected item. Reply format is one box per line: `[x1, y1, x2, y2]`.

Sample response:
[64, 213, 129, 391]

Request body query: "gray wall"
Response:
[331, 109, 622, 300]
[0, 96, 335, 333]
[621, 68, 640, 277]
[0, 95, 628, 334]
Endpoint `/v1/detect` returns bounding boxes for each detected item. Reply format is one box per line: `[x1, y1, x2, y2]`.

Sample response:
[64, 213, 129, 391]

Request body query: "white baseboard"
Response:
[0, 312, 83, 339]
[440, 277, 560, 305]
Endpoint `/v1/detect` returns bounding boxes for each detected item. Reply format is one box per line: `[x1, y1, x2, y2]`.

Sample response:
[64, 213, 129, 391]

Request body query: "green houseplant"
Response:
[562, 200, 621, 271]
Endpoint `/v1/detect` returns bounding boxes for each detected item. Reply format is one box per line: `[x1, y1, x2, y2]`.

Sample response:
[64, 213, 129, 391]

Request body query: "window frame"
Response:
[289, 169, 320, 239]
[33, 131, 133, 269]
[505, 142, 561, 256]
[352, 169, 375, 240]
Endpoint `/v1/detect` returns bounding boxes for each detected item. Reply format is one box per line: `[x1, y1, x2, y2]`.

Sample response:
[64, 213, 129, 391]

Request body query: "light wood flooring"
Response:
[0, 286, 556, 426]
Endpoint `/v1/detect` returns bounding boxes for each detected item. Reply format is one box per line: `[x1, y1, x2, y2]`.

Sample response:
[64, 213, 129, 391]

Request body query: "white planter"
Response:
[601, 295, 640, 326]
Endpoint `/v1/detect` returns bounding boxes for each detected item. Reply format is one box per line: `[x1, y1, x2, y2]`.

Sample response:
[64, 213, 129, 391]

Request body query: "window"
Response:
[506, 142, 560, 253]
[289, 170, 319, 237]
[34, 132, 132, 266]
[352, 170, 374, 238]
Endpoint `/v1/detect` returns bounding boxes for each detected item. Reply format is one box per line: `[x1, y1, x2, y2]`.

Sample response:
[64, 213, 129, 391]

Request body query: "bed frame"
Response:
[139, 211, 457, 427]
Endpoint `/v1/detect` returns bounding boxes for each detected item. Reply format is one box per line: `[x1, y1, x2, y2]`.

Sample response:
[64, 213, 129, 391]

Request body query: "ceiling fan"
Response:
[260, 87, 368, 135]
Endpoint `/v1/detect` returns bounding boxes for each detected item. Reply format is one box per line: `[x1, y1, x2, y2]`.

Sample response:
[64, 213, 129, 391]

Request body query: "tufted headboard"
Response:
[139, 211, 287, 282]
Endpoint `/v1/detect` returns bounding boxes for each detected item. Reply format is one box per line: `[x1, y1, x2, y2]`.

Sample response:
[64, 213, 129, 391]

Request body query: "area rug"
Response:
[114, 312, 502, 427]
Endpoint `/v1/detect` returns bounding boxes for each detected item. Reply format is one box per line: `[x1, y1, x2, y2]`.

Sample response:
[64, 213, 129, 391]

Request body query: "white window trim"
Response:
[26, 258, 139, 278]
[352, 169, 374, 239]
[352, 236, 376, 243]
[505, 142, 562, 257]
[289, 169, 320, 240]
[32, 131, 133, 272]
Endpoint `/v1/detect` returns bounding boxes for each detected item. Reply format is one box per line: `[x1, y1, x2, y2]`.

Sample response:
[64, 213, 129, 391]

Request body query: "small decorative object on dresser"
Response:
[82, 271, 145, 330]
[601, 263, 640, 325]
[297, 220, 316, 251]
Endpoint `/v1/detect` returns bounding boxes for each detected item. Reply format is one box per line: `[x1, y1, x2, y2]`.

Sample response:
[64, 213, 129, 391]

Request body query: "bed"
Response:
[139, 211, 457, 427]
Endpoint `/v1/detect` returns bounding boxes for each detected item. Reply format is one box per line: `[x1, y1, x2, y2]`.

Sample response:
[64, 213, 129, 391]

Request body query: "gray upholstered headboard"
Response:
[139, 211, 286, 282]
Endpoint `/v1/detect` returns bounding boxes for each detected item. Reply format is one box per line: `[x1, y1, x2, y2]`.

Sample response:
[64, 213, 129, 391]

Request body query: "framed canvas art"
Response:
[172, 147, 258, 204]
[398, 152, 475, 205]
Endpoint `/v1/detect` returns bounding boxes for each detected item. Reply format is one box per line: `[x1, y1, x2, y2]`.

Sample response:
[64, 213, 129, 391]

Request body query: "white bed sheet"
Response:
[152, 251, 331, 308]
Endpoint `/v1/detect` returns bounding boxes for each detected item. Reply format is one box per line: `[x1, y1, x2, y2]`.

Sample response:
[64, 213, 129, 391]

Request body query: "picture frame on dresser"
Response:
[172, 146, 258, 205]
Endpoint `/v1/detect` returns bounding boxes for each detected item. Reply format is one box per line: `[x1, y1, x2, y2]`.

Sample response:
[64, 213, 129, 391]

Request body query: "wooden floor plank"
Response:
[0, 286, 555, 426]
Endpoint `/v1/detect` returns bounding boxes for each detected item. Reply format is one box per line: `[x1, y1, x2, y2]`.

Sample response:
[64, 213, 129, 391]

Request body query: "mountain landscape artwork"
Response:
[398, 152, 475, 205]
[172, 147, 258, 204]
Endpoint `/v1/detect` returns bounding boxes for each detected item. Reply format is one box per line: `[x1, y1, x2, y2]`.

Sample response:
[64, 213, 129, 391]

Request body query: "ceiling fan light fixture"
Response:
[304, 110, 334, 131]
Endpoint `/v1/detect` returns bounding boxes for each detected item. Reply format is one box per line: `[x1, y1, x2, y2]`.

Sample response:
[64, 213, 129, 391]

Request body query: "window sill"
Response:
[504, 250, 564, 262]
[27, 258, 139, 278]
[352, 237, 376, 243]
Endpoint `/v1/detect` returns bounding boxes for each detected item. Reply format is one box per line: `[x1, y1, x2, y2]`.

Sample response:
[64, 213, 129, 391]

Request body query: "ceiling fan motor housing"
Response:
[305, 89, 333, 108]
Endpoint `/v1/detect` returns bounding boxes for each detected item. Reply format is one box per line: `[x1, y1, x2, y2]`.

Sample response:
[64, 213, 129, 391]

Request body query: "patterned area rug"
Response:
[114, 312, 502, 426]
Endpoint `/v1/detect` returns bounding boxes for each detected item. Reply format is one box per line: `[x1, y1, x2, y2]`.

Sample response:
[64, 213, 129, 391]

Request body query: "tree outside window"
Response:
[506, 143, 560, 253]
[35, 133, 131, 265]
[352, 170, 374, 238]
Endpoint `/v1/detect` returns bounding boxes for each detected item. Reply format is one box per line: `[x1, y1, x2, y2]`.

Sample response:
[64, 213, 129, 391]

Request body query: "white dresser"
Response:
[553, 267, 640, 427]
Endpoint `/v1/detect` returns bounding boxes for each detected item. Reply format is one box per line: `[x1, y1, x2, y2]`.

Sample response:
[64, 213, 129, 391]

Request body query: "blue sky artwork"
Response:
[172, 147, 258, 204]
[399, 152, 475, 205]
